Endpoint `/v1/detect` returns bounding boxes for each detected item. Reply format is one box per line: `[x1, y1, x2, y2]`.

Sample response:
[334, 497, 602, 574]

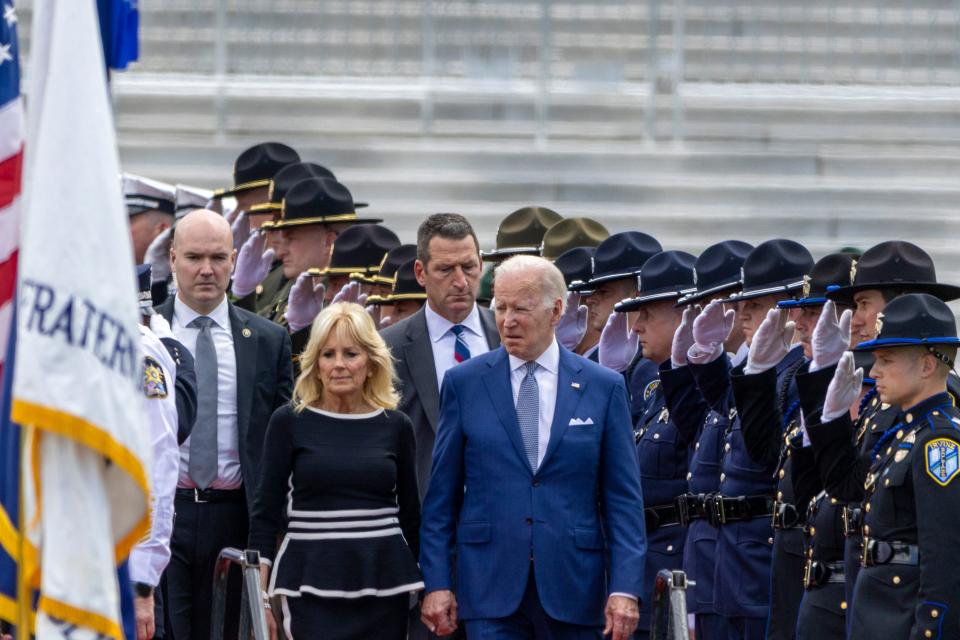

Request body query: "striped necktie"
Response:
[451, 324, 471, 363]
[516, 361, 540, 471]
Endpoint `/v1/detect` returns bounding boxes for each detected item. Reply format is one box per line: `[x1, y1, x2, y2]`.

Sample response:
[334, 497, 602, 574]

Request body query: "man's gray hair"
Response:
[494, 255, 567, 315]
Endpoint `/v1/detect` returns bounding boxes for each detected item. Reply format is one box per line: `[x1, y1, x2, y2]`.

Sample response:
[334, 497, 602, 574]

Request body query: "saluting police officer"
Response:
[818, 293, 960, 640]
[614, 250, 697, 640]
[686, 239, 813, 639]
[661, 240, 753, 640]
[799, 241, 960, 633]
[232, 161, 336, 318]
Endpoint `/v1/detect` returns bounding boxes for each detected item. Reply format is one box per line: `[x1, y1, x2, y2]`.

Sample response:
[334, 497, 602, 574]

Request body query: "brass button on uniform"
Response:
[906, 414, 914, 424]
[931, 610, 939, 618]
[779, 469, 785, 479]
[893, 576, 901, 585]
[896, 430, 904, 439]
[840, 601, 847, 610]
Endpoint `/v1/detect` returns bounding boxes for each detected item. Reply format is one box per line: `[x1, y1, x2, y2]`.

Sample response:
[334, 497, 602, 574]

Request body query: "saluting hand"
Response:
[232, 231, 276, 298]
[823, 351, 864, 422]
[230, 210, 252, 251]
[556, 291, 589, 350]
[810, 300, 852, 372]
[286, 272, 327, 332]
[421, 589, 459, 636]
[603, 594, 640, 640]
[671, 305, 699, 368]
[144, 227, 174, 284]
[599, 310, 639, 372]
[744, 308, 795, 374]
[688, 300, 734, 364]
[332, 280, 361, 305]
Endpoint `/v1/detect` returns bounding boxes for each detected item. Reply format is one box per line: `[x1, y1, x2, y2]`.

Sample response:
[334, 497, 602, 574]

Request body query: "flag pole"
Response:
[14, 423, 27, 638]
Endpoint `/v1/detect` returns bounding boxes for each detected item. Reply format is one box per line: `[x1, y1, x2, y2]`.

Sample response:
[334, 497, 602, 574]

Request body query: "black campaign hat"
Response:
[213, 142, 300, 198]
[854, 293, 960, 352]
[481, 206, 563, 261]
[779, 252, 859, 309]
[615, 251, 697, 312]
[309, 224, 400, 277]
[273, 178, 382, 229]
[353, 244, 417, 286]
[826, 241, 960, 303]
[249, 162, 336, 214]
[555, 246, 596, 292]
[368, 260, 427, 304]
[574, 231, 662, 291]
[678, 240, 754, 305]
[723, 239, 814, 302]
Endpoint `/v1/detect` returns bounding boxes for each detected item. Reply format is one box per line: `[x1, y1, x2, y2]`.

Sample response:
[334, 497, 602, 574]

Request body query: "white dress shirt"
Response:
[129, 325, 180, 587]
[171, 295, 241, 489]
[507, 339, 560, 470]
[424, 302, 491, 389]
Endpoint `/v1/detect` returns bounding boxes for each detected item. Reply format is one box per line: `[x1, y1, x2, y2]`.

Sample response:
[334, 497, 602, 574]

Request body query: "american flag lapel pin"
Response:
[571, 382, 581, 389]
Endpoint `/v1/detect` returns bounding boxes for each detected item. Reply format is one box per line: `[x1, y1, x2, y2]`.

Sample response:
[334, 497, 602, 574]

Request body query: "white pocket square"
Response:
[569, 417, 595, 426]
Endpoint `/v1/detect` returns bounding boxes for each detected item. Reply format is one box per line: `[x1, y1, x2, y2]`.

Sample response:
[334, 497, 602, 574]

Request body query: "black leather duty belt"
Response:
[703, 494, 775, 527]
[861, 537, 920, 567]
[842, 504, 863, 537]
[804, 559, 846, 589]
[645, 503, 683, 532]
[675, 493, 710, 526]
[772, 500, 802, 530]
[175, 487, 244, 504]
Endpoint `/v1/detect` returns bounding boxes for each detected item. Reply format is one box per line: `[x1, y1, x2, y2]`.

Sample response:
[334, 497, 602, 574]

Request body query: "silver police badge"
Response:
[875, 312, 885, 337]
[801, 275, 811, 299]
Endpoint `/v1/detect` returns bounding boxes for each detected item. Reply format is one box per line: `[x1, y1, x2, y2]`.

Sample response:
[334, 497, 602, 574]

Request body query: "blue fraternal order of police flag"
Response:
[97, 0, 138, 71]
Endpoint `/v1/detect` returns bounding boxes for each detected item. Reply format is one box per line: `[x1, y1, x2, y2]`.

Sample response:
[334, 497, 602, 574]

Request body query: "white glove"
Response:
[744, 308, 796, 374]
[687, 300, 735, 365]
[379, 314, 394, 329]
[822, 352, 864, 422]
[221, 200, 238, 222]
[598, 310, 638, 372]
[232, 231, 276, 297]
[144, 228, 174, 283]
[331, 281, 361, 305]
[365, 304, 382, 328]
[671, 306, 698, 368]
[810, 300, 853, 372]
[230, 210, 251, 251]
[149, 314, 175, 341]
[556, 292, 588, 350]
[286, 272, 326, 332]
[205, 197, 223, 215]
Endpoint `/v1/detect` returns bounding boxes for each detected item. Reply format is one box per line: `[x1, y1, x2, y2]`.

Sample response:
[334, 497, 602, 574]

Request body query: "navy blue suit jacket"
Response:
[420, 345, 647, 625]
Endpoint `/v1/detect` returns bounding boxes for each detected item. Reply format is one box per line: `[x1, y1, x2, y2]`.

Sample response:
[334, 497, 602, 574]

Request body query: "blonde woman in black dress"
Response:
[249, 302, 422, 639]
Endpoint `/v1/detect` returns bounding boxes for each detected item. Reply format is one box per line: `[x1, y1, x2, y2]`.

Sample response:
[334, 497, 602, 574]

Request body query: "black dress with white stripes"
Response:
[249, 404, 423, 600]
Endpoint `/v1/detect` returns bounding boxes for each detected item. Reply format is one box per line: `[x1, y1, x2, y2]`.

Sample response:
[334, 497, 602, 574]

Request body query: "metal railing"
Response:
[648, 569, 693, 640]
[211, 547, 270, 640]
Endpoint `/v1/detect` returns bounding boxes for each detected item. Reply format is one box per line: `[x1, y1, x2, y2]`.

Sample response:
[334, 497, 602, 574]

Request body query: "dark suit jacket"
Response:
[381, 305, 499, 500]
[157, 297, 294, 511]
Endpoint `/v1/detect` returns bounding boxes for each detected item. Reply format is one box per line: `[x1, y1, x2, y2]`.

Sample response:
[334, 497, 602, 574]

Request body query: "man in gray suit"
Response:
[381, 213, 501, 502]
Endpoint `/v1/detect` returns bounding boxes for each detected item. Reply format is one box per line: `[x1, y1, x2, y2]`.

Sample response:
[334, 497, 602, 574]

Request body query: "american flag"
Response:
[0, 0, 21, 386]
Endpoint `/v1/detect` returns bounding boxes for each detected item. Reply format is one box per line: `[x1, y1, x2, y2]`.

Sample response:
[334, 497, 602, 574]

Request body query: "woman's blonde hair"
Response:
[292, 302, 400, 412]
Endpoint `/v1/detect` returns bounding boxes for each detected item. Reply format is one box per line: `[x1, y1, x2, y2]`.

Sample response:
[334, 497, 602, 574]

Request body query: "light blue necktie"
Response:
[516, 361, 540, 471]
[188, 316, 218, 489]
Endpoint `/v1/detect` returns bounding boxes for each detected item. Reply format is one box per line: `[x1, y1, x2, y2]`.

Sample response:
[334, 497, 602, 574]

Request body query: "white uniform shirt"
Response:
[171, 295, 241, 489]
[129, 323, 180, 587]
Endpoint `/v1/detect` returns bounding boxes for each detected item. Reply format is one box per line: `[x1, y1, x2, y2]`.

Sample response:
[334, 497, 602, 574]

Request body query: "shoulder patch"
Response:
[143, 356, 168, 399]
[925, 438, 960, 487]
[643, 379, 661, 402]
